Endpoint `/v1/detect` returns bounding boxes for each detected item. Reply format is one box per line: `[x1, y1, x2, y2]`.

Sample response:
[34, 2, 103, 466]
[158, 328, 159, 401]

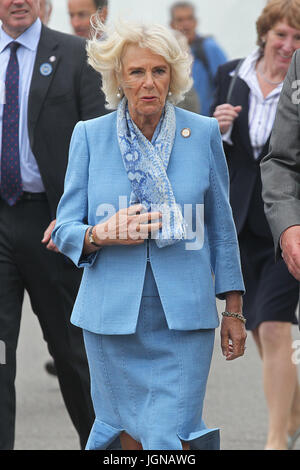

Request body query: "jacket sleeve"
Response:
[77, 47, 108, 121]
[261, 51, 300, 259]
[52, 121, 99, 268]
[205, 118, 245, 299]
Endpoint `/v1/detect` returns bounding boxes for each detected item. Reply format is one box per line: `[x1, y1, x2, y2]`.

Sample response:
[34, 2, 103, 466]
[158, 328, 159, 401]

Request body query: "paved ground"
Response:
[13, 293, 300, 450]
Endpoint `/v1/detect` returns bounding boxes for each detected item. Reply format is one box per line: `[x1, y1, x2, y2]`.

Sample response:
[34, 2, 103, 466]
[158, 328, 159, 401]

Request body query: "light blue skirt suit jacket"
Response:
[52, 107, 245, 450]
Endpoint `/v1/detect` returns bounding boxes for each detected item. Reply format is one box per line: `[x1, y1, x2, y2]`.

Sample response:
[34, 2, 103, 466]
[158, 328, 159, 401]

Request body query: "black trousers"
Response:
[0, 197, 95, 449]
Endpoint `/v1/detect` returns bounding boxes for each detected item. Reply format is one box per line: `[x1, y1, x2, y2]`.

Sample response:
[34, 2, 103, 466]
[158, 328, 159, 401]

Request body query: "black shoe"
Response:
[45, 360, 57, 376]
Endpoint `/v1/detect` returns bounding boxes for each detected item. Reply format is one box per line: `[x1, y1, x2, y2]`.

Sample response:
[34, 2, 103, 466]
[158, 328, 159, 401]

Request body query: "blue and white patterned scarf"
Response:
[117, 97, 187, 248]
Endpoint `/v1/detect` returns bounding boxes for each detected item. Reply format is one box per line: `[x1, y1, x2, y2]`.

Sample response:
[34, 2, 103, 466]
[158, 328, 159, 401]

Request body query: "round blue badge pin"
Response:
[40, 63, 53, 77]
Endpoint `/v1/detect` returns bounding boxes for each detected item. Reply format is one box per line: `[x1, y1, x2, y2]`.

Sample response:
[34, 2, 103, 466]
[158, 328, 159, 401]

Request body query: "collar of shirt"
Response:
[230, 48, 283, 101]
[0, 17, 42, 54]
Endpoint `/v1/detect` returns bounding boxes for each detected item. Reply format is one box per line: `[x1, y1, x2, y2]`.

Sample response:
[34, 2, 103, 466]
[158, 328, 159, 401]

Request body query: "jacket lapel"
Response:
[230, 76, 254, 160]
[28, 25, 60, 149]
[257, 136, 271, 162]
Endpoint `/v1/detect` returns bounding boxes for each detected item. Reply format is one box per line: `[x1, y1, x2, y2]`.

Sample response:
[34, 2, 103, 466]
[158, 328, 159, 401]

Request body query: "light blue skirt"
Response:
[83, 264, 219, 450]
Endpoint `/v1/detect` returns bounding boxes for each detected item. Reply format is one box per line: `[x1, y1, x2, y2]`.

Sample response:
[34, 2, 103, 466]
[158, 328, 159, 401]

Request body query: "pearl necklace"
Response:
[257, 62, 284, 86]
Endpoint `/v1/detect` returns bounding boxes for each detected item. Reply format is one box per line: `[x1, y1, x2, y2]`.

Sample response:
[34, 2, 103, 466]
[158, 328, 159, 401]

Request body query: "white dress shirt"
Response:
[223, 48, 283, 160]
[0, 18, 45, 192]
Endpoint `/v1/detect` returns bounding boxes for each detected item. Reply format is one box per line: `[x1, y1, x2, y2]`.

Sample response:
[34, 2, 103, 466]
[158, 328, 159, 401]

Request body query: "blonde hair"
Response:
[257, 0, 300, 50]
[87, 18, 193, 109]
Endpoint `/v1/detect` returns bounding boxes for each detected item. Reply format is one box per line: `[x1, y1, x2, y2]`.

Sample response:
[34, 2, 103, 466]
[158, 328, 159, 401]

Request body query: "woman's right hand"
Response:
[94, 204, 162, 247]
[213, 104, 242, 135]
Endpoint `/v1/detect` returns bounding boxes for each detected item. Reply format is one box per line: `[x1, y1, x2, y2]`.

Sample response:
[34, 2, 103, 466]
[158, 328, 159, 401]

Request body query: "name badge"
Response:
[40, 63, 53, 77]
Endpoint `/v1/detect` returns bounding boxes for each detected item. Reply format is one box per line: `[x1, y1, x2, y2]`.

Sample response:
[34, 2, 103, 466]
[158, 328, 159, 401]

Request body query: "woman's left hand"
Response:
[221, 317, 247, 361]
[221, 291, 246, 361]
[213, 104, 242, 135]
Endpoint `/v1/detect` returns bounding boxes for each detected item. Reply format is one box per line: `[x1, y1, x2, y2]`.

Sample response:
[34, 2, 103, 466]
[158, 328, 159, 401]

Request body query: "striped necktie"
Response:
[1, 42, 23, 206]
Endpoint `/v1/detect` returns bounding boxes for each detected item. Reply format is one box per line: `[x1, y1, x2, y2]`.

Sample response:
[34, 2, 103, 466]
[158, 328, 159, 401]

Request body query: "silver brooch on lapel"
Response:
[181, 128, 191, 138]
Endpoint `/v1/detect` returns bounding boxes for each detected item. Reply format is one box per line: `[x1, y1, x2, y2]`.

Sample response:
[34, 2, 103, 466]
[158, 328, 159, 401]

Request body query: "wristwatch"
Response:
[88, 226, 102, 248]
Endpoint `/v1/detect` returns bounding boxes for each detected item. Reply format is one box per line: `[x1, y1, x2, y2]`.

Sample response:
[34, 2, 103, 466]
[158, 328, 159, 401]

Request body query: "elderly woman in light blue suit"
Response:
[52, 20, 246, 451]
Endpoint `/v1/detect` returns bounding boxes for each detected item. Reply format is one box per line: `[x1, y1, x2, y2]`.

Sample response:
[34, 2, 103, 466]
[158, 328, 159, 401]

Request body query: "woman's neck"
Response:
[130, 111, 162, 141]
[257, 56, 286, 84]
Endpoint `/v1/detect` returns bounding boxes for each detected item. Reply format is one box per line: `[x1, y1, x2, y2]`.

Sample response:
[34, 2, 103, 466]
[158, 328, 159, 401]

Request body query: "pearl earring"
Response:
[117, 88, 122, 99]
[168, 91, 172, 97]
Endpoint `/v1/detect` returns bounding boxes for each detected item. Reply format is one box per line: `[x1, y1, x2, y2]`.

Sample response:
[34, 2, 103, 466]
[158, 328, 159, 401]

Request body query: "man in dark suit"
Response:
[261, 50, 300, 287]
[0, 0, 107, 449]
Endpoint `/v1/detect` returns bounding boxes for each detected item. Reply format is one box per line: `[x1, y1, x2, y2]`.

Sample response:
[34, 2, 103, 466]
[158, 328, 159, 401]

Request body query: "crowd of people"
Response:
[0, 0, 300, 451]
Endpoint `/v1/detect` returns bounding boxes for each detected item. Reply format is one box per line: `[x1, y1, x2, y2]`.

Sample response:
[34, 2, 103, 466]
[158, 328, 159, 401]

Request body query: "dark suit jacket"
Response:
[27, 25, 107, 217]
[261, 50, 300, 258]
[212, 60, 272, 237]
